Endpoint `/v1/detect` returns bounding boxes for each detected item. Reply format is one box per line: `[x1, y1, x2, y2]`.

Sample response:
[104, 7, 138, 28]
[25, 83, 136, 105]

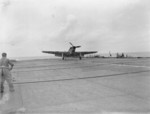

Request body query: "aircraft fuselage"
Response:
[55, 53, 83, 57]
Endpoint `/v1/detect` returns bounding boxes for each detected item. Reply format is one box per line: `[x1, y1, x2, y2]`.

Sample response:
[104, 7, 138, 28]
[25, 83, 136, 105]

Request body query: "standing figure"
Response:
[0, 53, 14, 93]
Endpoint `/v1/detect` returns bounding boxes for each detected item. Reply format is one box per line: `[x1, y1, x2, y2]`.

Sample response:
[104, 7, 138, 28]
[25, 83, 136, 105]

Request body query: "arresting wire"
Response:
[13, 70, 150, 85]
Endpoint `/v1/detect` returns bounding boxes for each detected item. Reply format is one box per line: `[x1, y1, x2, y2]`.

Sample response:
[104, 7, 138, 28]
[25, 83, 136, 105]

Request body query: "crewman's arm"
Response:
[8, 59, 14, 70]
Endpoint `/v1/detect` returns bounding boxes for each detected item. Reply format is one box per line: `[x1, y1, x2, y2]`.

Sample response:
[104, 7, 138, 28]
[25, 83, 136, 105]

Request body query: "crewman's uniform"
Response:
[0, 57, 14, 93]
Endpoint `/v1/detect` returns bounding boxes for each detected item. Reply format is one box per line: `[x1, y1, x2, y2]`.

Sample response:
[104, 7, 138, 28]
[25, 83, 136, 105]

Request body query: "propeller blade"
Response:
[69, 42, 74, 46]
[69, 42, 81, 48]
[75, 46, 81, 48]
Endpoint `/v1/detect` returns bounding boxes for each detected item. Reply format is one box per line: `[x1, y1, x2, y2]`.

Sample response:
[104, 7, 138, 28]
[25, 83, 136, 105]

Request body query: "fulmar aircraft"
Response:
[42, 42, 97, 60]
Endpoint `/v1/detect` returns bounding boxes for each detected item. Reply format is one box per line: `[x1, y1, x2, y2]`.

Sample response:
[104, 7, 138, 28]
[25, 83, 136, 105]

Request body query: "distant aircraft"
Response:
[116, 53, 125, 58]
[42, 42, 97, 60]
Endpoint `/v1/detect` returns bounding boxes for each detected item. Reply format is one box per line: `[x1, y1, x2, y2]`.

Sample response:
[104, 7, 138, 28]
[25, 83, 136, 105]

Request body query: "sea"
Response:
[100, 52, 150, 57]
[10, 56, 56, 61]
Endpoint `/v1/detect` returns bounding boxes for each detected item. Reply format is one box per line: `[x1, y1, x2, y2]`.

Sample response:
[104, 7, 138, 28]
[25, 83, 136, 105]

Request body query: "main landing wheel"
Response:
[79, 56, 82, 60]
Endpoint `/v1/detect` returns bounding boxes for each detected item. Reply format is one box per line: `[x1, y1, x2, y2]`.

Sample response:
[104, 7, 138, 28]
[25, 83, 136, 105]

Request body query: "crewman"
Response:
[0, 53, 14, 93]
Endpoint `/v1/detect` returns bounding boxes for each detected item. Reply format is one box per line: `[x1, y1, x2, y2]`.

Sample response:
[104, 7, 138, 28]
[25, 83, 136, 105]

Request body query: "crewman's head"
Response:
[2, 53, 7, 57]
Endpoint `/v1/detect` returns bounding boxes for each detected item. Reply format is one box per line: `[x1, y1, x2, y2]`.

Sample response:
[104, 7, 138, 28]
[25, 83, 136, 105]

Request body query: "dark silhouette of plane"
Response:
[116, 53, 125, 58]
[42, 42, 97, 60]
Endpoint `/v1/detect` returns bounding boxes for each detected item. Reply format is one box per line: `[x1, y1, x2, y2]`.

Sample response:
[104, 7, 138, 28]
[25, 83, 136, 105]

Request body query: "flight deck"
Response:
[0, 58, 150, 114]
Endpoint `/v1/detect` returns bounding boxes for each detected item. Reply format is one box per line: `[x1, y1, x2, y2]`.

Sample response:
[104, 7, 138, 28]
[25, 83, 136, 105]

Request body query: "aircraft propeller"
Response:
[69, 42, 81, 48]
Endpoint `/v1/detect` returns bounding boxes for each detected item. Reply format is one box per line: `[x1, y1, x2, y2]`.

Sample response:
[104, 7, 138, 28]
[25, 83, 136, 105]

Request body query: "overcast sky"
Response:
[0, 0, 150, 57]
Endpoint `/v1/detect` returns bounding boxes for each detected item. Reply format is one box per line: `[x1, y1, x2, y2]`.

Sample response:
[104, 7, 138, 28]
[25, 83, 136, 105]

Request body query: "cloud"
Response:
[57, 14, 77, 41]
[0, 0, 149, 57]
[0, 0, 10, 10]
[108, 0, 150, 52]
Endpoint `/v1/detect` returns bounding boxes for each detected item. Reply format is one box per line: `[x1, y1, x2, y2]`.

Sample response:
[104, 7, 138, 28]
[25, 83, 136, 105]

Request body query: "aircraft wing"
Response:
[76, 51, 97, 55]
[42, 51, 67, 55]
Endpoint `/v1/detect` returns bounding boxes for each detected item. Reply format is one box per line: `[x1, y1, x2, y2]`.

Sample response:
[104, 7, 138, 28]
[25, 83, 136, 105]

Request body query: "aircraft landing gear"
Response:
[79, 53, 82, 60]
[62, 53, 65, 60]
[62, 57, 65, 60]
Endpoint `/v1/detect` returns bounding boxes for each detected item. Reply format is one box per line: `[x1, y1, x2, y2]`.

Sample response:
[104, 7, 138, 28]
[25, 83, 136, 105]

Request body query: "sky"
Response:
[0, 0, 150, 57]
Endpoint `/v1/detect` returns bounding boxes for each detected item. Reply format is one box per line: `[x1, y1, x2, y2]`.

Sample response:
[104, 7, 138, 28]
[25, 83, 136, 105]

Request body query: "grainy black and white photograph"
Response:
[0, 0, 150, 113]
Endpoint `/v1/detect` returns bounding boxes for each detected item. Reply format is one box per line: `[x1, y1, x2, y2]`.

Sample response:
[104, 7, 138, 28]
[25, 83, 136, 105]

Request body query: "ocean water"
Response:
[10, 56, 56, 61]
[92, 52, 150, 58]
[125, 52, 150, 57]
